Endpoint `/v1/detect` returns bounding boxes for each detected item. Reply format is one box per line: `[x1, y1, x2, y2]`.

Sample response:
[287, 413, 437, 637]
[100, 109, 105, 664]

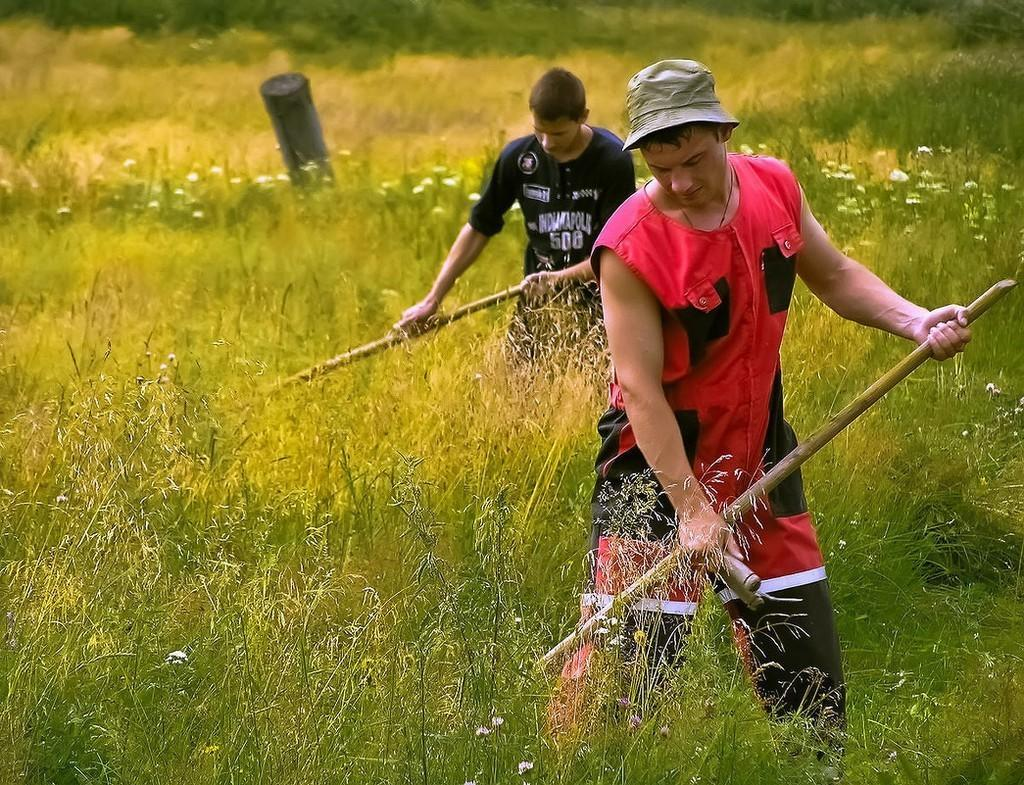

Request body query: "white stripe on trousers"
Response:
[583, 566, 829, 615]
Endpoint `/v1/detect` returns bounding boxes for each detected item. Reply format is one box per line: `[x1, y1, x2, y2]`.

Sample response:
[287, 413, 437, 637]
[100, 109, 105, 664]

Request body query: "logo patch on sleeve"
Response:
[523, 184, 550, 202]
[517, 151, 539, 174]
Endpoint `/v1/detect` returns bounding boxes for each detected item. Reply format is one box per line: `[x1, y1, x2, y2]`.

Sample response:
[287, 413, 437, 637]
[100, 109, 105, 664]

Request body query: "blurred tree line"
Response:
[0, 0, 1019, 46]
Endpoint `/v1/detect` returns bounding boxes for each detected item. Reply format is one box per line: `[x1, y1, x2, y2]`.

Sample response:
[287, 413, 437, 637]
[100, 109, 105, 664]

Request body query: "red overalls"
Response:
[587, 153, 825, 613]
[565, 155, 845, 730]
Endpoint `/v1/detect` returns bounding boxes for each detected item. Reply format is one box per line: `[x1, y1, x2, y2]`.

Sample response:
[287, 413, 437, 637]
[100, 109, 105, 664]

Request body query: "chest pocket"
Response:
[761, 223, 803, 314]
[671, 276, 731, 368]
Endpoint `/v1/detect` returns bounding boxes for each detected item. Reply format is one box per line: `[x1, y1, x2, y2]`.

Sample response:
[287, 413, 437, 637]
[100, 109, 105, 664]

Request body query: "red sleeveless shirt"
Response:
[591, 154, 823, 582]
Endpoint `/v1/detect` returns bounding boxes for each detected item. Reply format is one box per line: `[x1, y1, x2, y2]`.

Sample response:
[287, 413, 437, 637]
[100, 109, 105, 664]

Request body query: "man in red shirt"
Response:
[574, 60, 970, 751]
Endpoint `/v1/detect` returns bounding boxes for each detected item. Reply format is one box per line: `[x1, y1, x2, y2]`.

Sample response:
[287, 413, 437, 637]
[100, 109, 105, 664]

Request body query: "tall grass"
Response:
[1, 10, 1023, 785]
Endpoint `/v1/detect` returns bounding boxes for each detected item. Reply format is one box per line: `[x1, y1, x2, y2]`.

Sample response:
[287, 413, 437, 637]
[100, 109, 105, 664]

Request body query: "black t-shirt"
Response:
[468, 127, 636, 276]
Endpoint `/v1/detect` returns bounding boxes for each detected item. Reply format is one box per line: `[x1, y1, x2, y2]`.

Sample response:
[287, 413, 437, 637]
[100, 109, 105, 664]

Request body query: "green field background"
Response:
[1, 5, 1023, 784]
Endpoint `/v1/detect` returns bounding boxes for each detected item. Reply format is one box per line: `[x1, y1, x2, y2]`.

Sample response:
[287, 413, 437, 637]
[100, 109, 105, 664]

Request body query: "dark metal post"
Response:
[259, 72, 334, 185]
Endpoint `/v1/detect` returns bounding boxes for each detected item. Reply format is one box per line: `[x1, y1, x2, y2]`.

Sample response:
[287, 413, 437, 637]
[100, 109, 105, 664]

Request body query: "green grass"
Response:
[1, 9, 1023, 785]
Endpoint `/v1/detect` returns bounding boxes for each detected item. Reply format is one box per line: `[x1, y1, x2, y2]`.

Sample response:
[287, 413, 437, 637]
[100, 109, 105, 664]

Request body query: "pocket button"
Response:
[699, 296, 709, 307]
[783, 240, 792, 250]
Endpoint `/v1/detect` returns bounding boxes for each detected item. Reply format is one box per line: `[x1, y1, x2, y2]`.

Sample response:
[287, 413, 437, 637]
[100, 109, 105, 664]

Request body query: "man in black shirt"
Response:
[396, 68, 636, 361]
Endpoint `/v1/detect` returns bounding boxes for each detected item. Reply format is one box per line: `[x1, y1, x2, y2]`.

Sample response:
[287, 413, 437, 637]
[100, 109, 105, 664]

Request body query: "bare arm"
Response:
[796, 192, 970, 359]
[521, 258, 595, 302]
[600, 250, 726, 556]
[397, 223, 490, 329]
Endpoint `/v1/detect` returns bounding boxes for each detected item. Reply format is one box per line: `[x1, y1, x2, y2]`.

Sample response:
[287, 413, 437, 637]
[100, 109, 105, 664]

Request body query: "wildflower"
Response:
[1001, 183, 1016, 191]
[56, 494, 68, 504]
[209, 165, 223, 175]
[159, 363, 168, 372]
[518, 761, 534, 775]
[659, 725, 671, 738]
[420, 176, 435, 186]
[985, 382, 1002, 397]
[475, 726, 491, 737]
[412, 185, 425, 195]
[167, 353, 176, 363]
[465, 781, 477, 785]
[491, 715, 504, 727]
[916, 146, 933, 155]
[276, 173, 290, 182]
[186, 172, 199, 182]
[124, 158, 137, 168]
[889, 169, 909, 183]
[633, 629, 647, 645]
[192, 210, 204, 219]
[962, 429, 969, 437]
[165, 650, 188, 665]
[905, 196, 921, 205]
[174, 188, 185, 195]
[56, 206, 71, 216]
[442, 177, 459, 187]
[255, 175, 272, 184]
[628, 714, 642, 730]
[963, 180, 979, 190]
[838, 539, 847, 549]
[431, 205, 445, 215]
[617, 696, 631, 708]
[229, 177, 243, 184]
[148, 200, 160, 208]
[468, 192, 481, 202]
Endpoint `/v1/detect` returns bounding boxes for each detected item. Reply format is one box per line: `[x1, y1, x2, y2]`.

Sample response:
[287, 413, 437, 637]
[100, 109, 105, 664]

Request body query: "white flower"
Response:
[56, 494, 68, 503]
[276, 173, 290, 182]
[518, 761, 534, 775]
[148, 200, 160, 208]
[174, 188, 185, 195]
[916, 146, 933, 155]
[192, 210, 204, 219]
[1001, 183, 1016, 191]
[420, 177, 435, 186]
[468, 192, 481, 202]
[165, 650, 188, 665]
[985, 382, 1002, 397]
[905, 196, 921, 205]
[167, 353, 176, 362]
[209, 165, 223, 175]
[255, 175, 272, 184]
[491, 715, 504, 727]
[412, 185, 425, 195]
[889, 169, 910, 183]
[838, 539, 847, 548]
[56, 206, 71, 215]
[961, 429, 969, 437]
[475, 726, 491, 736]
[464, 781, 476, 785]
[123, 158, 137, 168]
[186, 172, 199, 182]
[442, 177, 458, 187]
[963, 180, 979, 190]
[159, 363, 168, 371]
